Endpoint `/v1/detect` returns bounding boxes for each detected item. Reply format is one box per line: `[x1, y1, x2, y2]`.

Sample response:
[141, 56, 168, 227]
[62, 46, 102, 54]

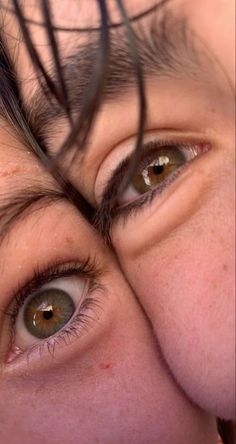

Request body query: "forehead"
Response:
[0, 0, 234, 184]
[0, 0, 234, 243]
[2, 0, 234, 96]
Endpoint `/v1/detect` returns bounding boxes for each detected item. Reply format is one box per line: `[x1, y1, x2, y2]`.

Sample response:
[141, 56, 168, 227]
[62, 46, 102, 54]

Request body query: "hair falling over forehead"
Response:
[0, 1, 235, 442]
[8, 0, 154, 224]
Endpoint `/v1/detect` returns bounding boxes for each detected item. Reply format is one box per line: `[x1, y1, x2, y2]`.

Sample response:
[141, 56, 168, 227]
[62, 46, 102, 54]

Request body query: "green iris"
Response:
[132, 147, 186, 194]
[23, 289, 75, 339]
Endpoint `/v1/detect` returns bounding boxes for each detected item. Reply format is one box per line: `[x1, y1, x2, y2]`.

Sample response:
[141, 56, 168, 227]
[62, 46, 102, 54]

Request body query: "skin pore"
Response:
[0, 0, 234, 442]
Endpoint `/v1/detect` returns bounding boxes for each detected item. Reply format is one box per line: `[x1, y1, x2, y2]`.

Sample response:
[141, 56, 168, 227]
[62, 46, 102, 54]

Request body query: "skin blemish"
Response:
[99, 362, 113, 370]
[65, 236, 75, 247]
[0, 164, 41, 179]
[1, 166, 24, 177]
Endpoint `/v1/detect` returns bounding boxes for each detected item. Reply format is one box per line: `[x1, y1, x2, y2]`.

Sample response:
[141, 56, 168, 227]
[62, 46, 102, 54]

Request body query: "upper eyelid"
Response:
[3, 257, 102, 320]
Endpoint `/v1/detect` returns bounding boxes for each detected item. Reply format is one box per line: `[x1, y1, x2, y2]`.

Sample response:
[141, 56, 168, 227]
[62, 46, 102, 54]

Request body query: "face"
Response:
[83, 0, 235, 420]
[5, 0, 233, 420]
[0, 1, 233, 442]
[0, 104, 217, 440]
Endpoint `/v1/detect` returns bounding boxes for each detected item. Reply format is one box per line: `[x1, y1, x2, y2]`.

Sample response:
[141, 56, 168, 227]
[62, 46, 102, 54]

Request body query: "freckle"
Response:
[223, 263, 228, 271]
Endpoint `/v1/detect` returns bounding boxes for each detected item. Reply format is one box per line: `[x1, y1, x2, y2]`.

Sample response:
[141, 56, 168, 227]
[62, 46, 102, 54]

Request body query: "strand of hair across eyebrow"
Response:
[9, 0, 111, 221]
[0, 3, 94, 222]
[47, 0, 111, 167]
[40, 0, 72, 122]
[12, 0, 112, 187]
[93, 0, 148, 237]
[11, 0, 70, 116]
[114, 0, 146, 196]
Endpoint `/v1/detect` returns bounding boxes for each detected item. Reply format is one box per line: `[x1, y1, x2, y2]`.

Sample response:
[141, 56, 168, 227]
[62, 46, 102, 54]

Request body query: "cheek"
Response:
[0, 286, 217, 444]
[115, 191, 235, 419]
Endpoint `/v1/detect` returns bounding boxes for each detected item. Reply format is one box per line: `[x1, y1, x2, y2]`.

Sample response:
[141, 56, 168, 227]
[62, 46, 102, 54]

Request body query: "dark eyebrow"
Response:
[29, 10, 203, 135]
[0, 185, 66, 248]
[0, 31, 94, 226]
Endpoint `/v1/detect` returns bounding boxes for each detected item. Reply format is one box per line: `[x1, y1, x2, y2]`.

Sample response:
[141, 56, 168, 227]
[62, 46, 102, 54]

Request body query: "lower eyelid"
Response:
[114, 164, 187, 217]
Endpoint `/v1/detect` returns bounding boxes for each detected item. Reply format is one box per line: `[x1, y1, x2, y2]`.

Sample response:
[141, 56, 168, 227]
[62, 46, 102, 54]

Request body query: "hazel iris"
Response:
[132, 147, 186, 194]
[23, 289, 75, 339]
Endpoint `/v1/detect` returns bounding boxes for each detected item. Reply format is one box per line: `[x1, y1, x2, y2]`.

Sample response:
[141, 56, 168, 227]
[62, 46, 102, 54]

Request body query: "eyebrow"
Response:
[0, 185, 66, 247]
[28, 10, 204, 135]
[0, 31, 94, 237]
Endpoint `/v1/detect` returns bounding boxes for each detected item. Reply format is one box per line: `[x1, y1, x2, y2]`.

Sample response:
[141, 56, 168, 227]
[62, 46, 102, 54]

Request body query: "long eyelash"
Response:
[4, 257, 101, 321]
[3, 256, 104, 361]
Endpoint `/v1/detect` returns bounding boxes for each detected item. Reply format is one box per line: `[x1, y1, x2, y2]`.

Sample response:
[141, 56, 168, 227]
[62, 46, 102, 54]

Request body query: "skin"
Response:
[8, 0, 233, 421]
[0, 130, 217, 444]
[0, 1, 233, 443]
[77, 0, 235, 420]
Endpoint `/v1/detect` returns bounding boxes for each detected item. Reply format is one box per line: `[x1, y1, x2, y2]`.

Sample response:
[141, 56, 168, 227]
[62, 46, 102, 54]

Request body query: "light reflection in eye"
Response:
[93, 138, 210, 236]
[117, 142, 201, 206]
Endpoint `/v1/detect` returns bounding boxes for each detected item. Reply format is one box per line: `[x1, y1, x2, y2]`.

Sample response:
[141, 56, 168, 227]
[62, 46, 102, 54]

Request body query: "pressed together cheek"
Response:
[113, 162, 235, 420]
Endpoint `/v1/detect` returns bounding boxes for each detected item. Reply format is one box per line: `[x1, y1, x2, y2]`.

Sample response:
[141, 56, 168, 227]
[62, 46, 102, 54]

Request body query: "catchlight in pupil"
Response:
[24, 289, 76, 339]
[132, 147, 186, 194]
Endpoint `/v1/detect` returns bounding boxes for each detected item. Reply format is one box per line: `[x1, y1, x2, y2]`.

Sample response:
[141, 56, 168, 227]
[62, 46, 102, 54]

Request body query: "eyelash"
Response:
[4, 258, 103, 363]
[94, 138, 209, 237]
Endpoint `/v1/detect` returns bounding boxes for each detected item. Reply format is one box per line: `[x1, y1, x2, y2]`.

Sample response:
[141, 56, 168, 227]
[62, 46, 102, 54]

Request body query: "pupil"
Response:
[153, 164, 164, 175]
[43, 310, 54, 321]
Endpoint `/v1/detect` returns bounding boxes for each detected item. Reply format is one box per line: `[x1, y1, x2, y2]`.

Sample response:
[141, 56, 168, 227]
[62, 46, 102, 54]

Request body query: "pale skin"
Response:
[0, 0, 234, 443]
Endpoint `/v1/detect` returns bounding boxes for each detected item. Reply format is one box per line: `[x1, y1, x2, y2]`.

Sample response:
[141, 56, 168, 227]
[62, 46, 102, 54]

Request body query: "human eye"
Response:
[2, 259, 103, 364]
[94, 134, 211, 233]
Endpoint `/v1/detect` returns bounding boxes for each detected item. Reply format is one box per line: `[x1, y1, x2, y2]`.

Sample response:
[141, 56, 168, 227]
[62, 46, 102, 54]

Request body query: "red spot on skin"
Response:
[1, 166, 23, 177]
[99, 363, 112, 370]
